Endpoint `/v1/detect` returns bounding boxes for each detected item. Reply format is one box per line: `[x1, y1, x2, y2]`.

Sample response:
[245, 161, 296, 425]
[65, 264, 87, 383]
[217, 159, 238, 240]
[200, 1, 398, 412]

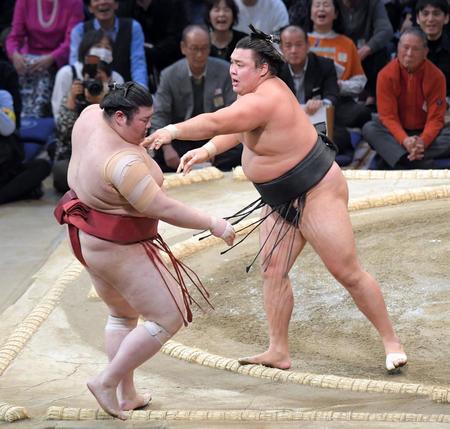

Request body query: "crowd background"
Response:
[0, 0, 449, 204]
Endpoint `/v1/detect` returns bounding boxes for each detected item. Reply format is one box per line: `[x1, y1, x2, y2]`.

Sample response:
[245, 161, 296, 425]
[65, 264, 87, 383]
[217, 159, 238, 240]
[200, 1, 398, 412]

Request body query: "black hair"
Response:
[78, 29, 113, 63]
[235, 26, 286, 75]
[100, 82, 153, 122]
[416, 0, 449, 15]
[204, 0, 240, 29]
[399, 27, 429, 47]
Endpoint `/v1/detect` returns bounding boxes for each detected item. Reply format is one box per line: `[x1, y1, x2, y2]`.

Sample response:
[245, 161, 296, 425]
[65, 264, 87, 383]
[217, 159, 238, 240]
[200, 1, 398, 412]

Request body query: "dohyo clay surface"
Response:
[0, 167, 449, 428]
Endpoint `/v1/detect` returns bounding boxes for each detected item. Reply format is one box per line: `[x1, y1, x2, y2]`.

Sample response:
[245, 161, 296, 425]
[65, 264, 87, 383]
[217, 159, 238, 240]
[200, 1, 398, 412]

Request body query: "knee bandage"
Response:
[143, 320, 172, 345]
[105, 314, 138, 331]
[104, 150, 160, 212]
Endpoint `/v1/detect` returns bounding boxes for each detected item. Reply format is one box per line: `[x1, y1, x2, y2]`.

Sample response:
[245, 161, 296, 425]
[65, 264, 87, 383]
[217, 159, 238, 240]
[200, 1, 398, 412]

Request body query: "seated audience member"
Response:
[279, 25, 353, 159]
[117, 0, 187, 90]
[336, 0, 393, 109]
[416, 0, 450, 106]
[70, 0, 148, 87]
[362, 28, 450, 169]
[205, 0, 247, 62]
[151, 25, 238, 172]
[52, 29, 124, 120]
[307, 0, 372, 132]
[6, 0, 84, 117]
[53, 55, 115, 193]
[233, 0, 289, 35]
[0, 61, 50, 204]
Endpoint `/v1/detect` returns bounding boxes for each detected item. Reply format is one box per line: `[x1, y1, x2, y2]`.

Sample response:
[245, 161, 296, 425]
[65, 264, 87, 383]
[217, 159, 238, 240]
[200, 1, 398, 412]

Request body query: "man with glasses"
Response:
[150, 25, 239, 171]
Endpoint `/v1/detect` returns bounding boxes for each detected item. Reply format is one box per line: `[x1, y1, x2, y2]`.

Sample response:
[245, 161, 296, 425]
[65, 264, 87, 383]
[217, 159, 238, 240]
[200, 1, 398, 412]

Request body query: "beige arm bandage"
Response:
[163, 124, 179, 139]
[202, 140, 217, 159]
[104, 151, 160, 213]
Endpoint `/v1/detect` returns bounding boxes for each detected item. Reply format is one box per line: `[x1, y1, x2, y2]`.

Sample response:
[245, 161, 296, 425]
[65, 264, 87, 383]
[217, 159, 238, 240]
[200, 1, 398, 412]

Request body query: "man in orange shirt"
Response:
[362, 27, 450, 168]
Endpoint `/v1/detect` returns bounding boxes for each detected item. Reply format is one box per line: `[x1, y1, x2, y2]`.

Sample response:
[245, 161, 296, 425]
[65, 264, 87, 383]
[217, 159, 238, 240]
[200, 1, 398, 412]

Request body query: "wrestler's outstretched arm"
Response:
[177, 134, 241, 175]
[105, 152, 235, 245]
[141, 93, 270, 151]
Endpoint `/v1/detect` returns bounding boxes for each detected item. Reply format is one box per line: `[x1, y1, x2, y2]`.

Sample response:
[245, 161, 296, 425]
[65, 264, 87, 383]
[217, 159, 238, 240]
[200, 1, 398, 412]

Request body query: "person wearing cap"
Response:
[52, 29, 124, 193]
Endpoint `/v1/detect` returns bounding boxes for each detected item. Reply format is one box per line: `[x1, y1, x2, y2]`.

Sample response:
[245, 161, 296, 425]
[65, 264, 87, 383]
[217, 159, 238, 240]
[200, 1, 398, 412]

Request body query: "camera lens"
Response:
[85, 79, 103, 96]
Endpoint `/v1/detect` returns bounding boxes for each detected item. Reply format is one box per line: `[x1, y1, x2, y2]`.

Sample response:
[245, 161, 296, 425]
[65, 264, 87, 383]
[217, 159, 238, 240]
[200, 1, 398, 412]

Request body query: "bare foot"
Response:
[238, 351, 291, 370]
[87, 377, 127, 420]
[384, 338, 407, 372]
[120, 392, 152, 411]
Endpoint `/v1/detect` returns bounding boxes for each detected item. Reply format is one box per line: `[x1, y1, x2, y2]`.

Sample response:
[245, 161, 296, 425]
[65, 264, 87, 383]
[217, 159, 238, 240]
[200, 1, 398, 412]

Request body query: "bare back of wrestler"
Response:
[63, 83, 234, 420]
[143, 34, 407, 374]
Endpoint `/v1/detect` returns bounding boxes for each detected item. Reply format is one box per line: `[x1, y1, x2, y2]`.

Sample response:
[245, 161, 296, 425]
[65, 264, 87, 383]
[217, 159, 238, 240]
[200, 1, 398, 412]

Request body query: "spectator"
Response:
[279, 24, 353, 159]
[6, 0, 84, 117]
[362, 28, 450, 169]
[70, 0, 148, 87]
[117, 0, 187, 91]
[307, 0, 372, 132]
[415, 0, 450, 106]
[205, 0, 247, 62]
[0, 61, 51, 204]
[336, 0, 394, 109]
[52, 33, 122, 193]
[233, 0, 289, 35]
[151, 25, 238, 172]
[52, 29, 124, 120]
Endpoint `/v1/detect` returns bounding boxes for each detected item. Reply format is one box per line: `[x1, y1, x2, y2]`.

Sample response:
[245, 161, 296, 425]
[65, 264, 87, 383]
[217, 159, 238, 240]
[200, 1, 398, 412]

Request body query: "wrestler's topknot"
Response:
[235, 25, 286, 75]
[100, 82, 153, 121]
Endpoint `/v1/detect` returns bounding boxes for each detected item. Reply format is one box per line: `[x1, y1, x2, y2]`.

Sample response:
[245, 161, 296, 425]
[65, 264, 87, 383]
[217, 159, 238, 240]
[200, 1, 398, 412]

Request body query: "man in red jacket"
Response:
[362, 27, 450, 168]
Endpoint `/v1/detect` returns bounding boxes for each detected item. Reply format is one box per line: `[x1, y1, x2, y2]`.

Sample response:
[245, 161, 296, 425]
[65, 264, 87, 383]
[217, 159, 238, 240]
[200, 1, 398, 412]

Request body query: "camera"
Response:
[75, 59, 106, 113]
[82, 62, 103, 96]
[82, 77, 103, 96]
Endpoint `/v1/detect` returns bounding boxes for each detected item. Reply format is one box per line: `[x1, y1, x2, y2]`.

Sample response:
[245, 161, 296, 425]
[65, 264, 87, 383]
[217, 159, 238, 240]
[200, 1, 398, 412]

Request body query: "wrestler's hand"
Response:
[210, 216, 235, 246]
[177, 148, 210, 175]
[141, 128, 173, 150]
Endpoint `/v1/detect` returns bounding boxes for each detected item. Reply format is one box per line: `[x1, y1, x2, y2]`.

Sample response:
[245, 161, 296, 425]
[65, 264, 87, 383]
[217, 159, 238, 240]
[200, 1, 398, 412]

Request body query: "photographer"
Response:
[52, 29, 124, 120]
[52, 52, 115, 193]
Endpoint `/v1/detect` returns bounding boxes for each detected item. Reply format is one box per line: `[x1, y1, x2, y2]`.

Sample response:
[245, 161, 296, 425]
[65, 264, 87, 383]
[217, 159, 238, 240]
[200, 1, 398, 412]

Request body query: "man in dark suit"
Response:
[278, 25, 352, 159]
[151, 25, 239, 171]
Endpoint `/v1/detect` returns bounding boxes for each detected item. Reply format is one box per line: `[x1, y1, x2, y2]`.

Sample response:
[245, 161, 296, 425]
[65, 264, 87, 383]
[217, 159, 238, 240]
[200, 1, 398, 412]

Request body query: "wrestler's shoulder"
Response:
[80, 104, 101, 117]
[107, 146, 149, 163]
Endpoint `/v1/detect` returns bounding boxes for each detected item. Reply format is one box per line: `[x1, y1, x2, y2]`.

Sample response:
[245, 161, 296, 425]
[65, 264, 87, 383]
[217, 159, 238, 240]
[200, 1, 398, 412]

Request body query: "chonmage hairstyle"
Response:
[100, 82, 153, 122]
[235, 25, 286, 75]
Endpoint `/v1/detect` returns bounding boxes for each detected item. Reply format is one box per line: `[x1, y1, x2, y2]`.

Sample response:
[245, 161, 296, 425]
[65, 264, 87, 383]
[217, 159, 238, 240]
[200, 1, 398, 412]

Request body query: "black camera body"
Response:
[75, 62, 103, 113]
[82, 78, 103, 96]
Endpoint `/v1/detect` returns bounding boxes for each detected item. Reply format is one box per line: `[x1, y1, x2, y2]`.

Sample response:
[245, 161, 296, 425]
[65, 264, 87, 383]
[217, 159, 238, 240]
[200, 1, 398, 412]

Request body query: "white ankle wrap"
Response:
[105, 315, 138, 331]
[143, 320, 171, 345]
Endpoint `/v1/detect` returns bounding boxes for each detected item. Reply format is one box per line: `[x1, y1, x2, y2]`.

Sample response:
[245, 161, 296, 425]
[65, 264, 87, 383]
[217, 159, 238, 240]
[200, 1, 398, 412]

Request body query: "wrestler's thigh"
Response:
[80, 233, 184, 326]
[88, 270, 139, 319]
[259, 205, 306, 275]
[300, 171, 360, 276]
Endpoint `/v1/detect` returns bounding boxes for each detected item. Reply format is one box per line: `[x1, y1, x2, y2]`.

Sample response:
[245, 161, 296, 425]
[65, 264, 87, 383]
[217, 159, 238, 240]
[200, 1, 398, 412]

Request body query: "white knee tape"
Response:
[105, 315, 138, 331]
[143, 320, 171, 345]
